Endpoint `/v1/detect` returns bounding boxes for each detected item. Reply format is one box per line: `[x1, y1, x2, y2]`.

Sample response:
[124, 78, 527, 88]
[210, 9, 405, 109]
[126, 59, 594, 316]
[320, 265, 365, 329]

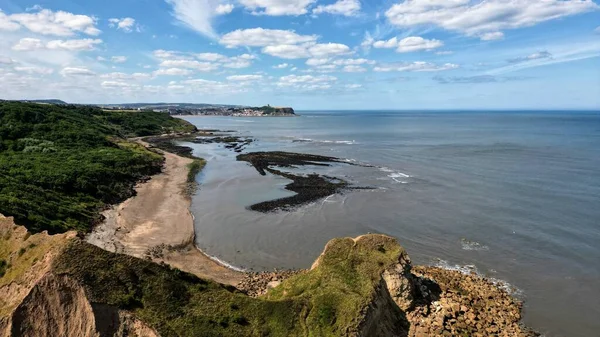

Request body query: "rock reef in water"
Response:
[237, 151, 365, 212]
[0, 214, 537, 336]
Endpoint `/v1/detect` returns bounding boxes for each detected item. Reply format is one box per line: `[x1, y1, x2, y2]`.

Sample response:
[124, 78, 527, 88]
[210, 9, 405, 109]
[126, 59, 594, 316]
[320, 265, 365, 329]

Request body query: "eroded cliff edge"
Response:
[0, 215, 537, 337]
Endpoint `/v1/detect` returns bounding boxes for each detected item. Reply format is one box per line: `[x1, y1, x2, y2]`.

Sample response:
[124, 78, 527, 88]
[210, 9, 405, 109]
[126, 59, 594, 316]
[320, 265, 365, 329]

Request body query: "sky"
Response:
[0, 0, 599, 110]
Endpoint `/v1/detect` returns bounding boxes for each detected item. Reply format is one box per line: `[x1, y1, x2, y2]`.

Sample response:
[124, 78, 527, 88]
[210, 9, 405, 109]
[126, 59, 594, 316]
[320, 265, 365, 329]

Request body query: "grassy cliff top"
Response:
[0, 101, 196, 234]
[0, 229, 402, 337]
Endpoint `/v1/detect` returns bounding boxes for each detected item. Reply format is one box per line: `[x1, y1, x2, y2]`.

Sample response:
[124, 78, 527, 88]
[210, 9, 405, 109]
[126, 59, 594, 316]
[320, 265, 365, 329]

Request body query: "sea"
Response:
[179, 111, 600, 337]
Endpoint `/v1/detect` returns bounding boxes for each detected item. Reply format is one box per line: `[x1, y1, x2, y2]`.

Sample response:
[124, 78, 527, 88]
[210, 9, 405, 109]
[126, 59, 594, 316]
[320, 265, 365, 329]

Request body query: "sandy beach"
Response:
[87, 139, 243, 286]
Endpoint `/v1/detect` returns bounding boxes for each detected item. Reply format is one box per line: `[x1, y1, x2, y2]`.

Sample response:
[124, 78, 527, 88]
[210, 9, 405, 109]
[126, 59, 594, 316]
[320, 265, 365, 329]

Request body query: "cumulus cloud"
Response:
[508, 51, 553, 64]
[373, 36, 443, 53]
[313, 0, 361, 17]
[342, 65, 366, 72]
[12, 38, 44, 51]
[216, 4, 235, 14]
[165, 0, 232, 39]
[8, 8, 101, 36]
[14, 66, 54, 75]
[220, 28, 318, 47]
[111, 56, 128, 63]
[0, 10, 21, 31]
[374, 61, 459, 72]
[239, 0, 316, 16]
[60, 67, 96, 77]
[226, 74, 263, 81]
[108, 17, 137, 32]
[154, 68, 193, 76]
[332, 58, 375, 65]
[273, 63, 289, 69]
[480, 32, 504, 41]
[0, 56, 15, 64]
[153, 49, 257, 72]
[277, 74, 337, 90]
[47, 39, 103, 51]
[13, 38, 103, 51]
[160, 59, 220, 71]
[385, 0, 598, 40]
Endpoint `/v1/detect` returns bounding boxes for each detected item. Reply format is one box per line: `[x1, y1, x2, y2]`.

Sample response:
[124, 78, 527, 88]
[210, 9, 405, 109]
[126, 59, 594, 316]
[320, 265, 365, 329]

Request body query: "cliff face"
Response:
[1, 216, 536, 337]
[0, 216, 157, 337]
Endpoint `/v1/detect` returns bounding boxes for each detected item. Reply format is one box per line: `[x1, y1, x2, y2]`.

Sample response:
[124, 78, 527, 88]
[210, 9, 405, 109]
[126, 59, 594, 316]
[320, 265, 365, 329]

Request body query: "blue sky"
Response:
[0, 0, 599, 109]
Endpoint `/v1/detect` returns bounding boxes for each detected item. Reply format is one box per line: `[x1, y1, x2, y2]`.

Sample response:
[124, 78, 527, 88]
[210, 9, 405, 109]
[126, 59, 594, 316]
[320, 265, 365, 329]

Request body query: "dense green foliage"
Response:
[0, 101, 196, 234]
[52, 236, 404, 336]
[54, 241, 304, 337]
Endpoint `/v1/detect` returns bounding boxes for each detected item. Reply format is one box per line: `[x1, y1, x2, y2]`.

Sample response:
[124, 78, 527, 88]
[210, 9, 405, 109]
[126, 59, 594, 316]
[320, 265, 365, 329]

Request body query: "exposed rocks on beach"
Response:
[237, 151, 369, 212]
[190, 136, 254, 153]
[236, 269, 306, 297]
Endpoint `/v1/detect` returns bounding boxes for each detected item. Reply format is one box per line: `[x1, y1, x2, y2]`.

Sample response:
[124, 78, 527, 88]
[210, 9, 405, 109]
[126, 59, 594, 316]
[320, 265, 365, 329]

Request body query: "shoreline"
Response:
[86, 138, 243, 286]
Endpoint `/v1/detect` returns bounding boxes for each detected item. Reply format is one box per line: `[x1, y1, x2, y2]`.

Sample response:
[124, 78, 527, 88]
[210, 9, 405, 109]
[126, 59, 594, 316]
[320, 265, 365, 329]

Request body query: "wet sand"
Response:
[86, 139, 243, 286]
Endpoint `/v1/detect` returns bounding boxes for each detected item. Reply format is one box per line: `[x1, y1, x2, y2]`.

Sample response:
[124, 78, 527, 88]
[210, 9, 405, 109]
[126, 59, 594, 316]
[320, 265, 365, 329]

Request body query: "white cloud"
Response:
[226, 74, 263, 81]
[100, 72, 152, 80]
[216, 4, 235, 14]
[154, 68, 193, 76]
[159, 59, 220, 71]
[508, 51, 552, 64]
[111, 56, 128, 63]
[46, 39, 103, 51]
[309, 43, 351, 57]
[436, 51, 453, 55]
[273, 63, 289, 69]
[196, 52, 227, 61]
[385, 0, 598, 40]
[102, 80, 137, 89]
[263, 42, 351, 59]
[9, 8, 101, 36]
[0, 10, 21, 31]
[262, 44, 311, 58]
[278, 74, 336, 85]
[313, 0, 360, 16]
[595, 26, 600, 33]
[239, 0, 315, 16]
[154, 49, 256, 71]
[332, 58, 375, 65]
[306, 58, 330, 66]
[0, 56, 15, 64]
[342, 65, 366, 72]
[480, 32, 504, 41]
[277, 74, 337, 90]
[14, 66, 54, 75]
[220, 28, 318, 47]
[165, 0, 228, 39]
[97, 56, 106, 61]
[12, 38, 44, 51]
[373, 36, 443, 53]
[374, 61, 459, 72]
[60, 67, 96, 76]
[108, 17, 136, 32]
[13, 38, 102, 51]
[345, 84, 362, 89]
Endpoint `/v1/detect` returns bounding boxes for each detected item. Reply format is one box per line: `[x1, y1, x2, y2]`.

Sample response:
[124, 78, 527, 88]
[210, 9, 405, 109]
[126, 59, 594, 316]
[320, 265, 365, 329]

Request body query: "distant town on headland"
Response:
[15, 99, 296, 117]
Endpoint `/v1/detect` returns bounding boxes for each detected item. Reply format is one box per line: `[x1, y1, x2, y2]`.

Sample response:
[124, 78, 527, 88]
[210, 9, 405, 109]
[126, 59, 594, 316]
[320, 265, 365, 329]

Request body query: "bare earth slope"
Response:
[86, 141, 242, 286]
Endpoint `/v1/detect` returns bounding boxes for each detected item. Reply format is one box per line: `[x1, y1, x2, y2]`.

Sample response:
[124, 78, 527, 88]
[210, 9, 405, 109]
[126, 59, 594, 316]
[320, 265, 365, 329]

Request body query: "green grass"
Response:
[0, 101, 197, 234]
[187, 159, 206, 183]
[49, 235, 406, 337]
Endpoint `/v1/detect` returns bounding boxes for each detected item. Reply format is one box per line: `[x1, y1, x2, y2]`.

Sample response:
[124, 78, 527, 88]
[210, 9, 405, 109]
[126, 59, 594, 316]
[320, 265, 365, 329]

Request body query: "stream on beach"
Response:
[179, 111, 600, 337]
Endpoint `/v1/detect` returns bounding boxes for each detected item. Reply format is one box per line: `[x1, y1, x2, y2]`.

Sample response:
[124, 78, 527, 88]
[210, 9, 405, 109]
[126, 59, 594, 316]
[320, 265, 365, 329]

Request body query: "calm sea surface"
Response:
[180, 111, 600, 337]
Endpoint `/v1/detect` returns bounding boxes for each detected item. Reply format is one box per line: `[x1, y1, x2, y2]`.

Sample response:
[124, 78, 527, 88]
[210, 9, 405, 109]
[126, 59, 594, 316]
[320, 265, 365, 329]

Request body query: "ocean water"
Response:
[180, 111, 600, 337]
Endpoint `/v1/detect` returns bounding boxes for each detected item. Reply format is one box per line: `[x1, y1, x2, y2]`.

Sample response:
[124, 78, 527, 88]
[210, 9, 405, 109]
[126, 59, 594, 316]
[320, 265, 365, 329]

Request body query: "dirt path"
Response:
[87, 140, 243, 286]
